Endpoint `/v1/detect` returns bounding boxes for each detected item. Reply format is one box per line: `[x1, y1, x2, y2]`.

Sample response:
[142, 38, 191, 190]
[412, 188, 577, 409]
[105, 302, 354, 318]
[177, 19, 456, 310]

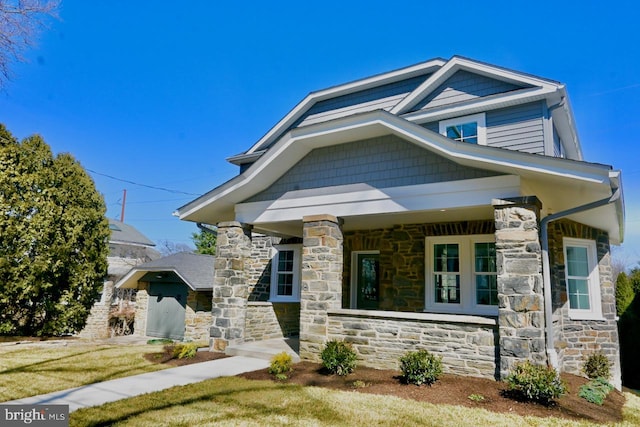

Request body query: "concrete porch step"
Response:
[225, 337, 301, 363]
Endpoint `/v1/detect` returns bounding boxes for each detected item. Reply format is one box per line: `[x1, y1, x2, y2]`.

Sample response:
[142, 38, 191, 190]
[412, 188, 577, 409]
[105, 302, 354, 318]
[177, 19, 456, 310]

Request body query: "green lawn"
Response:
[0, 342, 167, 401]
[69, 376, 640, 427]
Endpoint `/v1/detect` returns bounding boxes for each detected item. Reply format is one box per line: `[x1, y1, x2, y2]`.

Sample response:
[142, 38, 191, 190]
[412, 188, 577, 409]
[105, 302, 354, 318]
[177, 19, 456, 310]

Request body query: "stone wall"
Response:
[548, 219, 621, 388]
[245, 302, 300, 341]
[211, 221, 253, 351]
[133, 285, 149, 337]
[328, 310, 498, 379]
[78, 281, 115, 339]
[247, 235, 278, 301]
[299, 215, 344, 361]
[493, 198, 546, 379]
[343, 221, 494, 311]
[185, 290, 213, 341]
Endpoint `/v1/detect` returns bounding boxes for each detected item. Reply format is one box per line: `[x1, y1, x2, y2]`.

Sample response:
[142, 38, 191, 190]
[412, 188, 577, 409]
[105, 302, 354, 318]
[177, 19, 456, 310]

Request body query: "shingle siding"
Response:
[413, 70, 526, 111]
[244, 135, 502, 203]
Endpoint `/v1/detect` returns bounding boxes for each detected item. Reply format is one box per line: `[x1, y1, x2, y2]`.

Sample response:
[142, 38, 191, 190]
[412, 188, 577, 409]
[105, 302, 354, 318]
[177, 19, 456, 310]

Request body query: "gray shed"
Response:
[116, 252, 215, 341]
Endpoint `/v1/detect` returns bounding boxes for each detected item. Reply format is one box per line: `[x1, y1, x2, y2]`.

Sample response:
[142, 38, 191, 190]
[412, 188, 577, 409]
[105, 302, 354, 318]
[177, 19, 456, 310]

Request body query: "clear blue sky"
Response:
[1, 1, 639, 264]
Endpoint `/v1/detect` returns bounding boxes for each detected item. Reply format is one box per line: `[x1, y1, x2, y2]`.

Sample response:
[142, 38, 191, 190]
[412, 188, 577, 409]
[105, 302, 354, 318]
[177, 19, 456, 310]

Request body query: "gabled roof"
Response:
[108, 219, 155, 247]
[177, 109, 623, 243]
[115, 252, 215, 291]
[228, 56, 581, 165]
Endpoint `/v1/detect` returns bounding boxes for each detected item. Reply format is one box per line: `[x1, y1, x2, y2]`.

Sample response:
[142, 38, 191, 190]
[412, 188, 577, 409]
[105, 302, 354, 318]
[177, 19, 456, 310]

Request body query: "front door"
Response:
[353, 252, 380, 310]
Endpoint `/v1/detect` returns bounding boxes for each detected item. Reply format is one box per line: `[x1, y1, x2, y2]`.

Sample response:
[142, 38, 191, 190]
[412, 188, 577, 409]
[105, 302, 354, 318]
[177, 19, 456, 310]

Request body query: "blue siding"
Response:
[421, 102, 546, 155]
[413, 70, 526, 111]
[244, 135, 502, 203]
[486, 102, 545, 154]
[292, 75, 430, 128]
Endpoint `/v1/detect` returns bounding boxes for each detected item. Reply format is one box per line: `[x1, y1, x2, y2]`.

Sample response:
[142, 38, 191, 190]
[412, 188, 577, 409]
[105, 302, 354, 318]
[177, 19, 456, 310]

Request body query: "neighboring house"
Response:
[176, 56, 625, 388]
[115, 252, 214, 341]
[79, 219, 159, 338]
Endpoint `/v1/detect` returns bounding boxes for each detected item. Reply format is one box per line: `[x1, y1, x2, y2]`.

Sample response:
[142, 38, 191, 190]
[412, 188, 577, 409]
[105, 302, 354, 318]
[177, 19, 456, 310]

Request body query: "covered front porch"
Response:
[211, 195, 545, 380]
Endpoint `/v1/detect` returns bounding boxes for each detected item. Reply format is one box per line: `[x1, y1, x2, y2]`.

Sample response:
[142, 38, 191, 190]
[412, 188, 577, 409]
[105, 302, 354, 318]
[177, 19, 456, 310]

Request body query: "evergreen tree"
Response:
[0, 124, 109, 336]
[191, 226, 216, 255]
[615, 272, 635, 316]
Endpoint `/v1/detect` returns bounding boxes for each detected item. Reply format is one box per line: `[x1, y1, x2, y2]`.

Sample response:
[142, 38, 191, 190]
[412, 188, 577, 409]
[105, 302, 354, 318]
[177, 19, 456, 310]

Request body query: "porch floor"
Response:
[225, 337, 300, 363]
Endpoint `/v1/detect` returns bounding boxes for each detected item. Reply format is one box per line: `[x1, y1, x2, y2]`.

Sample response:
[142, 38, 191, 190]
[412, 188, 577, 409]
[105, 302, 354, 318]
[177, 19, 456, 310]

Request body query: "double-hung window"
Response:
[426, 235, 497, 315]
[563, 238, 603, 320]
[439, 113, 487, 145]
[270, 244, 301, 302]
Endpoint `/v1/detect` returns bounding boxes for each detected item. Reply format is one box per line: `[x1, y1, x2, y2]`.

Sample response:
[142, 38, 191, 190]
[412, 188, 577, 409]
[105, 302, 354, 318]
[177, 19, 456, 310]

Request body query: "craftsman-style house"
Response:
[177, 56, 624, 387]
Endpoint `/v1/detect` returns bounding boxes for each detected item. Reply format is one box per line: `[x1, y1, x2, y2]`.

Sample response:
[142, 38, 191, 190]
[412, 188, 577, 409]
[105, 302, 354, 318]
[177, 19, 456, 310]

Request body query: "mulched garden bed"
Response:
[143, 347, 229, 366]
[239, 361, 625, 424]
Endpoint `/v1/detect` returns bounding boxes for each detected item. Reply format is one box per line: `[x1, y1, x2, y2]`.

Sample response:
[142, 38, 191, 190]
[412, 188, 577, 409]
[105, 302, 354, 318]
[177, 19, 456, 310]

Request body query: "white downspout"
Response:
[540, 187, 621, 368]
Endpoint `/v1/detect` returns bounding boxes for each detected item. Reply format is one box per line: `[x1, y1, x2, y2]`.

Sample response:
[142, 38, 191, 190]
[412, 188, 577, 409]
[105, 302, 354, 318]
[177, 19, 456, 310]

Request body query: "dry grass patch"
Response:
[0, 343, 167, 401]
[70, 377, 640, 427]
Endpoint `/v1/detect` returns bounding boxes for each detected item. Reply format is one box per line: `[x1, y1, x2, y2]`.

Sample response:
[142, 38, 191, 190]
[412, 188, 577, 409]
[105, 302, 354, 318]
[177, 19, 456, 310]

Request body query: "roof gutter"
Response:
[540, 186, 621, 369]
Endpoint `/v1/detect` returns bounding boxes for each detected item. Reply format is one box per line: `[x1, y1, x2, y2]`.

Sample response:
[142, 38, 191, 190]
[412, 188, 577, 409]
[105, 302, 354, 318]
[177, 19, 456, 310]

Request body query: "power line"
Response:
[87, 169, 201, 196]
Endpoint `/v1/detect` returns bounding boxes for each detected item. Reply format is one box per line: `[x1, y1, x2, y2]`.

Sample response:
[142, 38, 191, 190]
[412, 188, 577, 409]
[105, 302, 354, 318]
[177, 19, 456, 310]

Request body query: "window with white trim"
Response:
[563, 238, 602, 320]
[439, 113, 487, 145]
[270, 244, 301, 302]
[426, 235, 497, 315]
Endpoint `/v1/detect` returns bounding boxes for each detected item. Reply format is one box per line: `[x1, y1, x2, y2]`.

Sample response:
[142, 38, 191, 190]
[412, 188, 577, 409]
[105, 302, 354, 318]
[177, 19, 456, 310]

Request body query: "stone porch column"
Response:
[299, 215, 343, 361]
[210, 221, 252, 351]
[493, 197, 546, 379]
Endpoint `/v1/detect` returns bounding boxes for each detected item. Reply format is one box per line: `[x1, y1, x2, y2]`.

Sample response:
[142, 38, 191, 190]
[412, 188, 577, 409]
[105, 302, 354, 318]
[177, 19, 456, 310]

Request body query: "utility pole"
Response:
[120, 189, 127, 222]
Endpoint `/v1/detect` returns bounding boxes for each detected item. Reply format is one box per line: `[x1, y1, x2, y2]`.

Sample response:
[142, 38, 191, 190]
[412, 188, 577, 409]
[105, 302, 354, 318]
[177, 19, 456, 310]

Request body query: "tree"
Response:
[157, 239, 193, 256]
[615, 272, 634, 316]
[0, 0, 59, 87]
[0, 124, 109, 336]
[191, 226, 216, 255]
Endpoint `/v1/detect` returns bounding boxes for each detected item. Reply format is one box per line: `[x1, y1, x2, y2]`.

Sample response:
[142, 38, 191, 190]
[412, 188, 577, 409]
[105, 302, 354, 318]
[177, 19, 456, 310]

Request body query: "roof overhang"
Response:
[115, 267, 206, 291]
[177, 110, 623, 243]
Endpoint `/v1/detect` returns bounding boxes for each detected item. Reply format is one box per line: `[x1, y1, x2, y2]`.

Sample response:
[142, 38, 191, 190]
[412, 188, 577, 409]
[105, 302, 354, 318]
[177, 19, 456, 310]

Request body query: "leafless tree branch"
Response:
[0, 0, 59, 86]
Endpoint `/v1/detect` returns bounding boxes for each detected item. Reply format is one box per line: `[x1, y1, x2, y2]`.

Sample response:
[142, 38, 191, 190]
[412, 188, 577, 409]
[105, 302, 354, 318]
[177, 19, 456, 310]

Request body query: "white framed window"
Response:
[270, 244, 301, 302]
[425, 235, 497, 316]
[563, 238, 603, 320]
[439, 113, 487, 145]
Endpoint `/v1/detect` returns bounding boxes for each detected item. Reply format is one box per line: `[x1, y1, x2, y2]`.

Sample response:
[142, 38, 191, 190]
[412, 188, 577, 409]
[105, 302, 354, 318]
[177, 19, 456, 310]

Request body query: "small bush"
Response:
[321, 340, 357, 376]
[399, 349, 443, 386]
[583, 352, 611, 380]
[468, 393, 485, 402]
[147, 338, 174, 345]
[579, 377, 614, 405]
[505, 361, 567, 405]
[171, 343, 198, 359]
[269, 352, 293, 379]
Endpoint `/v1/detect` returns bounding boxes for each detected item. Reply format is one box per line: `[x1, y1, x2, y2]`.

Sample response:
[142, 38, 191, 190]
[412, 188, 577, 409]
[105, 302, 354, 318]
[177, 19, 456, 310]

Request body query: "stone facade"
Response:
[245, 302, 300, 341]
[343, 221, 494, 311]
[299, 215, 344, 361]
[185, 290, 213, 341]
[328, 310, 498, 378]
[493, 198, 546, 379]
[210, 221, 253, 351]
[79, 281, 115, 339]
[549, 219, 621, 388]
[133, 287, 149, 337]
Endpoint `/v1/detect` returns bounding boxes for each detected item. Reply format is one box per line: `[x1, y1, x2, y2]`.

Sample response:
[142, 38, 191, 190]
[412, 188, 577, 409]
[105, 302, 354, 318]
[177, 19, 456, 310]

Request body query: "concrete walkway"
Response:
[6, 356, 270, 412]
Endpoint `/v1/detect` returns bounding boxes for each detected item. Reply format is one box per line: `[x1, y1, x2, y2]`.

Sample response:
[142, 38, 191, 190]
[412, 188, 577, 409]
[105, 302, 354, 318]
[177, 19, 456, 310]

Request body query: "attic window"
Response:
[439, 113, 486, 145]
[109, 223, 121, 231]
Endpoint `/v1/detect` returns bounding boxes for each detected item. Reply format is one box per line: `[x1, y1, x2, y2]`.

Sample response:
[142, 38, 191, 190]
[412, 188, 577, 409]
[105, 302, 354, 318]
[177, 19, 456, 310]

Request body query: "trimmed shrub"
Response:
[616, 272, 635, 316]
[269, 352, 293, 380]
[321, 340, 357, 376]
[171, 342, 198, 359]
[583, 352, 611, 380]
[399, 349, 443, 386]
[505, 361, 567, 405]
[579, 377, 614, 405]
